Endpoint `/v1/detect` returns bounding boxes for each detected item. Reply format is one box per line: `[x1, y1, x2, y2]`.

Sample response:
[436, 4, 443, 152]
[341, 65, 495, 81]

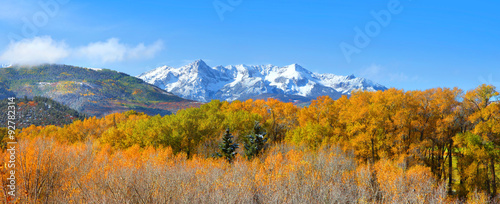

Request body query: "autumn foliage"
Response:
[0, 84, 499, 203]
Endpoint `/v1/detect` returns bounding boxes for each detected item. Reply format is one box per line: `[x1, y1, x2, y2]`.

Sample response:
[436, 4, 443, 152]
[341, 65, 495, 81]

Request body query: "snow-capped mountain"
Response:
[1, 64, 12, 68]
[137, 60, 387, 102]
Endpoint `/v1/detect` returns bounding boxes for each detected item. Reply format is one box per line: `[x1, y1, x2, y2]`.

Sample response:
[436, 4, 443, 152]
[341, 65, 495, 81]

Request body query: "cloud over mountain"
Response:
[0, 36, 164, 65]
[0, 36, 69, 65]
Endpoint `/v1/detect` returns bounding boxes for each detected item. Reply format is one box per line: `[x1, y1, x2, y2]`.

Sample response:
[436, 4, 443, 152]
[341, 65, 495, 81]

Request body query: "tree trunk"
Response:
[491, 157, 497, 196]
[448, 140, 453, 195]
[431, 146, 435, 175]
[486, 164, 491, 195]
[371, 138, 376, 164]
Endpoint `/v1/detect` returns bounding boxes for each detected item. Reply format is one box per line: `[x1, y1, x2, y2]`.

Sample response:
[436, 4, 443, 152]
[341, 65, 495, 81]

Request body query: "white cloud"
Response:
[0, 36, 164, 65]
[389, 72, 409, 81]
[127, 40, 164, 60]
[0, 36, 70, 65]
[358, 64, 418, 83]
[77, 38, 127, 63]
[76, 38, 164, 63]
[389, 72, 419, 82]
[360, 64, 382, 80]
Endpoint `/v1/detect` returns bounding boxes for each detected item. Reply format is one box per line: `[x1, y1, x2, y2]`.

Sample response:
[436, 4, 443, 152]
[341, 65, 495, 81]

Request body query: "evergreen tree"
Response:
[217, 128, 239, 163]
[244, 122, 268, 160]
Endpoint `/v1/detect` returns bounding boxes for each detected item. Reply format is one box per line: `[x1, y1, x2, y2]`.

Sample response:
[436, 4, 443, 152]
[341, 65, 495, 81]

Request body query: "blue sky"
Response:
[0, 0, 499, 91]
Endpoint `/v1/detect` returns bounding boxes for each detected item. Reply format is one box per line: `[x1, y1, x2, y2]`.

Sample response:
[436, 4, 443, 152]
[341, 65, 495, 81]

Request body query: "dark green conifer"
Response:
[217, 128, 239, 163]
[244, 122, 268, 160]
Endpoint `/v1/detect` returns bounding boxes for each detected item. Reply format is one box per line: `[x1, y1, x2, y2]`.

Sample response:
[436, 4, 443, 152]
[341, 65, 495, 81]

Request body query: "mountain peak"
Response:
[287, 63, 301, 69]
[186, 59, 212, 70]
[285, 63, 310, 75]
[190, 59, 208, 67]
[138, 61, 387, 102]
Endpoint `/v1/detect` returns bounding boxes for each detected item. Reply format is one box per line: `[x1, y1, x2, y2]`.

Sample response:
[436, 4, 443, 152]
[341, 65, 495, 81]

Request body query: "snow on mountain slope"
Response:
[138, 60, 387, 102]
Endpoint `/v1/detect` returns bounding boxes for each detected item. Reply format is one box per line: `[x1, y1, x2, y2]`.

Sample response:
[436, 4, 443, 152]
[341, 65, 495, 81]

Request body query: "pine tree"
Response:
[244, 122, 268, 160]
[217, 128, 239, 163]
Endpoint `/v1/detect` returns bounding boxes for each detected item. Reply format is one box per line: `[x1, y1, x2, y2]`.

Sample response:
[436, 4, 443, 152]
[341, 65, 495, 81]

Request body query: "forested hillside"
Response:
[0, 64, 194, 117]
[0, 96, 86, 129]
[0, 84, 498, 203]
[0, 81, 14, 100]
